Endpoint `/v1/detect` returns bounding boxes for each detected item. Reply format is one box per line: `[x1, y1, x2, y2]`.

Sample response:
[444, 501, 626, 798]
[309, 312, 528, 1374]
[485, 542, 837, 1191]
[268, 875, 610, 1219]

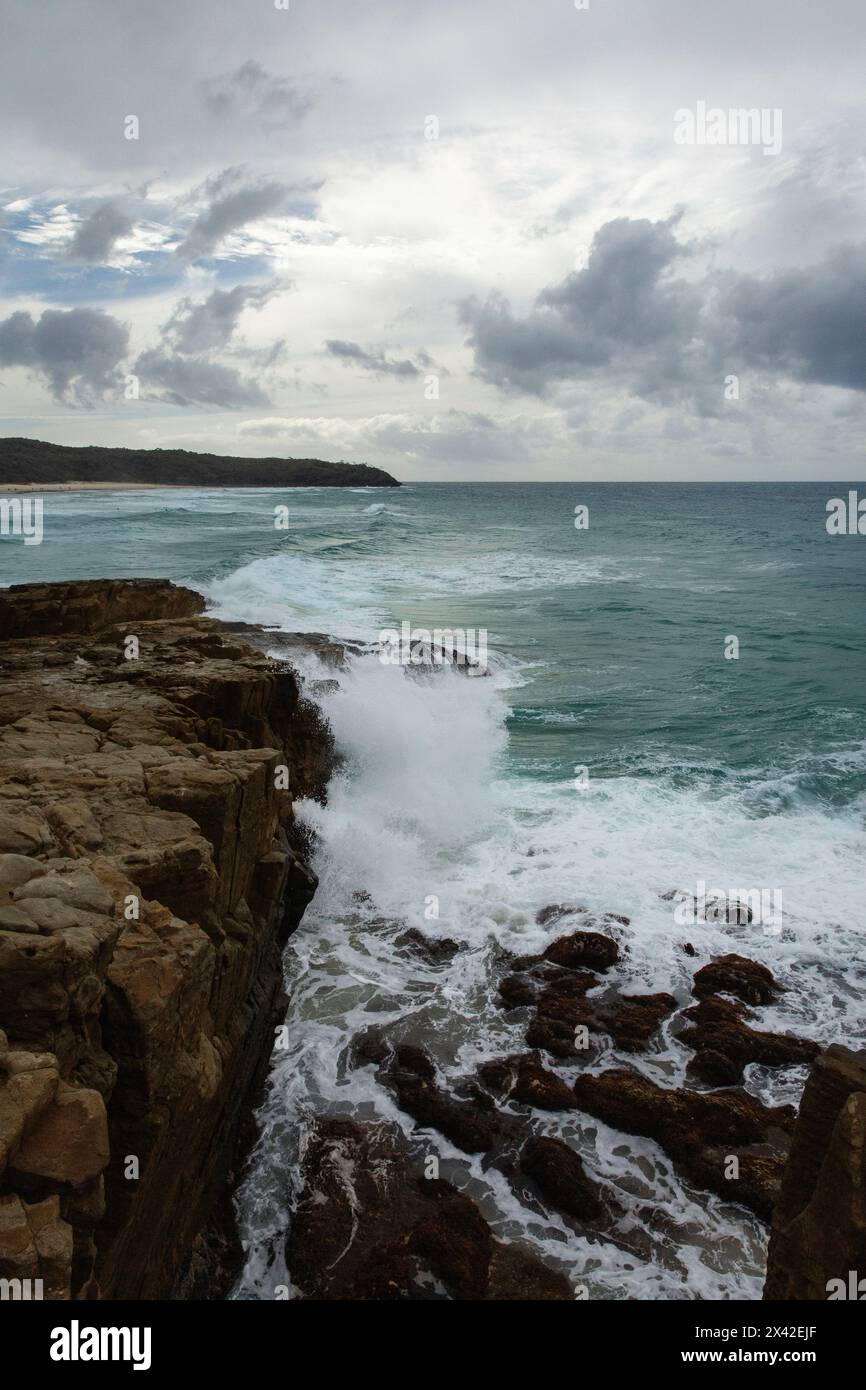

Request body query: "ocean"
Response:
[3, 480, 865, 1299]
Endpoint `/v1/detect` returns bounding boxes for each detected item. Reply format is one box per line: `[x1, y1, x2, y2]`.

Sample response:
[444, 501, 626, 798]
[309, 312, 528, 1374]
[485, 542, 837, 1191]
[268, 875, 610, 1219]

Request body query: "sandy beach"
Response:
[1, 482, 179, 492]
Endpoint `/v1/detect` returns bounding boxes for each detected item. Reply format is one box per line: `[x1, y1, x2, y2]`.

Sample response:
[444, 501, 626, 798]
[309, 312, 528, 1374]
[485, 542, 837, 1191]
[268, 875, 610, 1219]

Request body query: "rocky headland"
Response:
[0, 578, 333, 1298]
[0, 437, 400, 488]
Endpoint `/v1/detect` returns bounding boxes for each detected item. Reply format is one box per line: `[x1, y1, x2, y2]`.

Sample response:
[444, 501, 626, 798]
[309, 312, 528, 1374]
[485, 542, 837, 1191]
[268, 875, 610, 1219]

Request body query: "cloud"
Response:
[134, 348, 269, 408]
[460, 214, 866, 405]
[460, 215, 701, 396]
[129, 280, 278, 409]
[237, 407, 554, 465]
[538, 216, 696, 350]
[0, 306, 129, 403]
[715, 244, 866, 392]
[165, 283, 277, 354]
[65, 201, 133, 262]
[202, 60, 314, 126]
[176, 168, 295, 261]
[325, 339, 433, 379]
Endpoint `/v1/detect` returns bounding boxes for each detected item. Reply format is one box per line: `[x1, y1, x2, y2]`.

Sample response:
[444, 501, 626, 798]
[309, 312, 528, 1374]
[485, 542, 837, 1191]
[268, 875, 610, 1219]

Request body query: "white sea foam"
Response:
[233, 636, 866, 1301]
[200, 548, 643, 640]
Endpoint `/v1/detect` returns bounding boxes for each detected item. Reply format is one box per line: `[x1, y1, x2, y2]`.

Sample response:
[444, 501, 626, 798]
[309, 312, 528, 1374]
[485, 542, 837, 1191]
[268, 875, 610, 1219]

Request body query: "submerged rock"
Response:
[519, 1134, 608, 1222]
[394, 927, 463, 963]
[572, 1068, 795, 1218]
[478, 1053, 579, 1112]
[286, 1117, 572, 1300]
[680, 995, 818, 1085]
[535, 903, 588, 926]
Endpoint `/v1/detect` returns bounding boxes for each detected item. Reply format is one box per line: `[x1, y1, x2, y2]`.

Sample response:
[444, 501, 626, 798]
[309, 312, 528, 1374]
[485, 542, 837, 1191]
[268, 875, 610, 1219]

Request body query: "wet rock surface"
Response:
[692, 953, 782, 1007]
[286, 1117, 572, 1299]
[387, 1044, 507, 1154]
[572, 1067, 795, 1219]
[680, 995, 818, 1086]
[394, 926, 463, 963]
[0, 579, 334, 1298]
[478, 1052, 580, 1112]
[497, 927, 674, 1061]
[519, 1134, 609, 1223]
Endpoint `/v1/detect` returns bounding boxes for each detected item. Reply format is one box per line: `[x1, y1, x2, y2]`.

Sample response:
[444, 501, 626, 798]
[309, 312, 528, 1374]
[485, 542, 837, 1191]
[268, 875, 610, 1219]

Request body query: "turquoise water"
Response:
[5, 482, 864, 795]
[3, 481, 865, 1299]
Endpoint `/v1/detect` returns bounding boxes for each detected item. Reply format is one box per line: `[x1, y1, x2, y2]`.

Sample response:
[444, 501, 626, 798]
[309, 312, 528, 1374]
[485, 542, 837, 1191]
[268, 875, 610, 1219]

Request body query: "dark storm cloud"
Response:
[165, 283, 277, 354]
[134, 348, 269, 408]
[176, 168, 295, 261]
[0, 306, 129, 403]
[325, 339, 431, 378]
[459, 217, 700, 395]
[202, 60, 314, 126]
[461, 215, 866, 402]
[538, 217, 697, 348]
[715, 245, 866, 392]
[65, 201, 133, 262]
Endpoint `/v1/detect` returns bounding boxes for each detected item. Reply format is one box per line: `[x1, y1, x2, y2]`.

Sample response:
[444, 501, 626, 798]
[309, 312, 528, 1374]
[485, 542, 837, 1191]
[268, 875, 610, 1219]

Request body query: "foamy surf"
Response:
[232, 634, 865, 1301]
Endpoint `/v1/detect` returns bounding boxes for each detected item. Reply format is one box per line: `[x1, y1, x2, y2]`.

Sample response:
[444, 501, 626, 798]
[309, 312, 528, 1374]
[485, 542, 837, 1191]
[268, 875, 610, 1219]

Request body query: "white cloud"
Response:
[1, 0, 865, 477]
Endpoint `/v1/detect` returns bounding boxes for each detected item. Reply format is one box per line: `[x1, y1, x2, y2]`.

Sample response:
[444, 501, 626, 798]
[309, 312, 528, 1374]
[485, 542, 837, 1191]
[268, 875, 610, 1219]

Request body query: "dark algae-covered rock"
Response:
[286, 1117, 572, 1300]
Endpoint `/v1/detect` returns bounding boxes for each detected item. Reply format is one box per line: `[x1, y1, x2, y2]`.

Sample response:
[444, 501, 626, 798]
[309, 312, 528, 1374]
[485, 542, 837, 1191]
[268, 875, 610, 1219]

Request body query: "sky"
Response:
[1, 0, 865, 481]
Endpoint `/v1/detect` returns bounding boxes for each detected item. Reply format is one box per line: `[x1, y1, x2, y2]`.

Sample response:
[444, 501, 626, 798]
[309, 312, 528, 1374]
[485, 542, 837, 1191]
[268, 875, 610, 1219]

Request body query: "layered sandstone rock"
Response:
[0, 579, 333, 1298]
[763, 1044, 866, 1300]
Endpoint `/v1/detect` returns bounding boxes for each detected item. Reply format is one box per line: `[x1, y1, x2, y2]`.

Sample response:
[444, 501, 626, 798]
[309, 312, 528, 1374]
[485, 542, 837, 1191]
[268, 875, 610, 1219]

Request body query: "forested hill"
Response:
[0, 437, 400, 487]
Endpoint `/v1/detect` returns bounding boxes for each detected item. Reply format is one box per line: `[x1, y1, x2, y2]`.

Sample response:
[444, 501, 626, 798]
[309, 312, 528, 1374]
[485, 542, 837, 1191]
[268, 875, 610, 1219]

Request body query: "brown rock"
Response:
[395, 927, 462, 963]
[0, 1053, 60, 1172]
[498, 973, 538, 1007]
[389, 1045, 504, 1153]
[692, 954, 782, 1006]
[286, 1116, 569, 1300]
[9, 1082, 109, 1187]
[572, 1068, 794, 1218]
[486, 1241, 573, 1300]
[0, 1192, 73, 1300]
[688, 1048, 744, 1087]
[526, 1014, 585, 1060]
[524, 974, 672, 1062]
[479, 1053, 579, 1112]
[0, 854, 46, 890]
[0, 807, 55, 856]
[0, 905, 40, 933]
[542, 931, 620, 972]
[595, 991, 677, 1051]
[0, 578, 334, 1298]
[764, 1045, 866, 1300]
[0, 577, 204, 640]
[520, 1134, 607, 1221]
[681, 995, 818, 1085]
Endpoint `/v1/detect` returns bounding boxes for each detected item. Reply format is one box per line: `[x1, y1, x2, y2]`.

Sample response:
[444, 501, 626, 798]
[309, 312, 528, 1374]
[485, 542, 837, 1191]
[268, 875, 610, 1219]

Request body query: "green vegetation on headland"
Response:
[0, 437, 400, 487]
